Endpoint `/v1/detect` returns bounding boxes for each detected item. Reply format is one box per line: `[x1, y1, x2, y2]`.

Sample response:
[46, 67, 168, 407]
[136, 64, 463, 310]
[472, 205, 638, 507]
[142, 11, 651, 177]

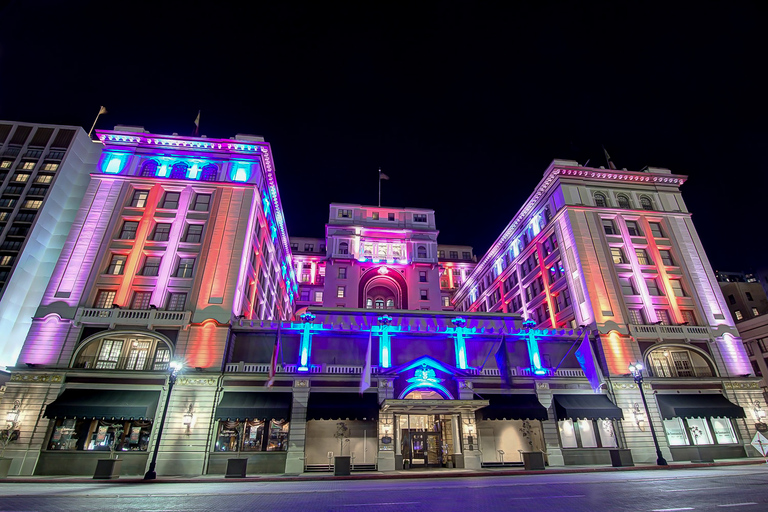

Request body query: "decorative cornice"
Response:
[10, 373, 63, 383]
[723, 381, 760, 390]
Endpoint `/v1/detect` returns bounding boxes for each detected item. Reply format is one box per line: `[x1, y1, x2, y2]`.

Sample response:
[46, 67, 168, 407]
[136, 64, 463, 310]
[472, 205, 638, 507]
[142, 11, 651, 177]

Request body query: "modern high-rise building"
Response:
[453, 160, 764, 463]
[0, 122, 102, 369]
[1, 127, 296, 476]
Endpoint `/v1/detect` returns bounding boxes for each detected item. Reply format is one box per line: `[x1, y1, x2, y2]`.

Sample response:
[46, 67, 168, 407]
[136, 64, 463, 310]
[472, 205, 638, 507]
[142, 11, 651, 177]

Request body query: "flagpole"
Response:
[88, 106, 106, 138]
[378, 168, 381, 207]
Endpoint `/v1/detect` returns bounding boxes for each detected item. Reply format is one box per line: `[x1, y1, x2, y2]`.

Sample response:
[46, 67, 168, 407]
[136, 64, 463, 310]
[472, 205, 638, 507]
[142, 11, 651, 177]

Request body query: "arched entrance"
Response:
[358, 266, 408, 309]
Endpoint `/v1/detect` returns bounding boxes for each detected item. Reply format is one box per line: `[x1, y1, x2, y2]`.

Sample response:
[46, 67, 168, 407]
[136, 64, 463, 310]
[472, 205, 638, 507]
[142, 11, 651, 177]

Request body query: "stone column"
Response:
[284, 379, 310, 474]
[377, 411, 395, 471]
[459, 412, 482, 469]
[535, 382, 564, 466]
[451, 413, 464, 468]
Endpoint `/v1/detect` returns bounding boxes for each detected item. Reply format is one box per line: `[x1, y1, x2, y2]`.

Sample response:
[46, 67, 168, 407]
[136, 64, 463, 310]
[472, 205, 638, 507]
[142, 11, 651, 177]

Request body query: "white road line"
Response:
[341, 503, 420, 507]
[717, 504, 758, 508]
[510, 495, 585, 500]
[652, 508, 695, 512]
[663, 486, 730, 492]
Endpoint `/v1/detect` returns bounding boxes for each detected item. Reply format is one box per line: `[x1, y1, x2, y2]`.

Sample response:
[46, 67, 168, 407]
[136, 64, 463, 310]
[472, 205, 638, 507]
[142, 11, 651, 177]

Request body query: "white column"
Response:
[451, 414, 462, 454]
[284, 381, 309, 474]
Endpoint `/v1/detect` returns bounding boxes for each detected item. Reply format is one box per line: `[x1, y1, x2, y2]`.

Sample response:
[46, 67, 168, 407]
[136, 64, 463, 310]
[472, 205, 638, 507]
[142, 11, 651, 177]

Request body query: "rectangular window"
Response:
[151, 223, 171, 241]
[34, 174, 53, 184]
[598, 420, 617, 448]
[388, 213, 395, 221]
[337, 286, 345, 298]
[22, 199, 42, 209]
[42, 162, 59, 171]
[12, 173, 30, 182]
[119, 221, 139, 240]
[619, 277, 636, 295]
[106, 255, 127, 275]
[184, 224, 204, 243]
[744, 342, 754, 357]
[176, 258, 195, 278]
[602, 219, 617, 235]
[0, 160, 11, 169]
[290, 243, 298, 250]
[304, 243, 314, 252]
[437, 250, 445, 258]
[419, 271, 427, 283]
[752, 307, 760, 317]
[681, 310, 697, 325]
[628, 308, 645, 324]
[558, 419, 578, 448]
[635, 249, 651, 265]
[669, 280, 686, 297]
[711, 417, 737, 444]
[162, 192, 180, 209]
[0, 255, 13, 266]
[645, 279, 662, 296]
[20, 161, 35, 170]
[449, 251, 458, 259]
[462, 251, 471, 260]
[735, 310, 743, 320]
[300, 290, 310, 301]
[314, 291, 323, 302]
[687, 418, 714, 445]
[131, 190, 149, 208]
[442, 296, 450, 307]
[372, 212, 379, 220]
[420, 289, 428, 300]
[193, 194, 211, 211]
[610, 247, 626, 264]
[655, 309, 671, 325]
[131, 291, 152, 309]
[141, 256, 161, 276]
[649, 222, 664, 238]
[167, 293, 187, 311]
[664, 418, 689, 446]
[414, 214, 427, 222]
[625, 220, 641, 236]
[338, 209, 352, 218]
[659, 250, 675, 266]
[94, 290, 116, 308]
[728, 294, 736, 305]
[338, 267, 347, 279]
[577, 419, 598, 448]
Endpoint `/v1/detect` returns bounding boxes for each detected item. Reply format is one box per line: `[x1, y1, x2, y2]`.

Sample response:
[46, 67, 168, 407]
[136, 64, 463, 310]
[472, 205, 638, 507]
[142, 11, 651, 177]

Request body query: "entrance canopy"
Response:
[307, 392, 379, 421]
[381, 399, 488, 415]
[476, 394, 548, 421]
[655, 394, 746, 420]
[214, 392, 292, 421]
[553, 394, 624, 420]
[44, 389, 160, 420]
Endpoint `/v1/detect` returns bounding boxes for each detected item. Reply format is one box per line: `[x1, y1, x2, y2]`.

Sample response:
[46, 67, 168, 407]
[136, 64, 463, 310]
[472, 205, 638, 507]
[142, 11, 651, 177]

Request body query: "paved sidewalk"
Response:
[1, 457, 765, 484]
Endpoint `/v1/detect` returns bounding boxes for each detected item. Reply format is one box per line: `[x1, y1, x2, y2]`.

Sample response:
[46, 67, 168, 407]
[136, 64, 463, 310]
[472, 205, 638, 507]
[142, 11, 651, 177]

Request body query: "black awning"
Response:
[655, 394, 746, 420]
[554, 394, 624, 420]
[476, 394, 548, 421]
[214, 392, 292, 421]
[43, 389, 160, 420]
[307, 392, 379, 421]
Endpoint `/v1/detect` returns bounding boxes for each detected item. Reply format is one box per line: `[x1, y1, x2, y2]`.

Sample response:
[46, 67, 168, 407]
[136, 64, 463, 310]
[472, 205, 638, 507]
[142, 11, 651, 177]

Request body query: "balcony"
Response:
[628, 324, 710, 340]
[75, 307, 191, 328]
[72, 355, 171, 371]
[465, 367, 586, 378]
[224, 363, 382, 374]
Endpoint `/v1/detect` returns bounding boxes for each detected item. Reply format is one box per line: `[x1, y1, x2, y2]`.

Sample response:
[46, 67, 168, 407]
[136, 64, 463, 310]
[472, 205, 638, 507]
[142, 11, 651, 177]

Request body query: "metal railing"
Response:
[629, 324, 711, 339]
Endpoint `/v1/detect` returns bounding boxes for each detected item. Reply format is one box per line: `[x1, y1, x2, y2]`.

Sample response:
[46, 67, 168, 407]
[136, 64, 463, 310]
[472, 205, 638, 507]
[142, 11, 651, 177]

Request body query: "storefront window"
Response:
[711, 417, 737, 444]
[598, 420, 617, 448]
[577, 419, 597, 448]
[663, 418, 689, 446]
[214, 419, 289, 452]
[47, 419, 152, 451]
[687, 418, 714, 445]
[558, 419, 578, 448]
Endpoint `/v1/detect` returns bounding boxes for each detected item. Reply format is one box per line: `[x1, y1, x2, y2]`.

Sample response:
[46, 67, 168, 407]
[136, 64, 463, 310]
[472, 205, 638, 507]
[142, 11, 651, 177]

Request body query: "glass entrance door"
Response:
[400, 413, 445, 468]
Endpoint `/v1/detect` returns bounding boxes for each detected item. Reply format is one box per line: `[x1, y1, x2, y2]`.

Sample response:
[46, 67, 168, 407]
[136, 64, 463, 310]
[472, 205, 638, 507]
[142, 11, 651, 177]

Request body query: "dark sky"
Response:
[1, 1, 766, 271]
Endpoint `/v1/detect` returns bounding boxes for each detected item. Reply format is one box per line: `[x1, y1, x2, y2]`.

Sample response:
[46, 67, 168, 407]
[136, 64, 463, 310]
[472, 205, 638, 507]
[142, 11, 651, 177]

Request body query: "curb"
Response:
[0, 458, 764, 484]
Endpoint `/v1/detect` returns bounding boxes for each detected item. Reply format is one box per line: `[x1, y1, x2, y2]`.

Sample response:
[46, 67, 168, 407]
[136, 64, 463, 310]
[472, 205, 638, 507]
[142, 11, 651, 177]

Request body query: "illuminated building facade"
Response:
[0, 121, 101, 369]
[0, 127, 297, 476]
[453, 159, 767, 463]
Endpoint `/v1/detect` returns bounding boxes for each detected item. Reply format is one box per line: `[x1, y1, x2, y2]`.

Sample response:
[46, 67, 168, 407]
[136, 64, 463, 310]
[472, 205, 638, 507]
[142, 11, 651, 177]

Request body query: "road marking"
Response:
[663, 486, 729, 492]
[510, 495, 585, 500]
[652, 509, 695, 511]
[341, 503, 420, 507]
[717, 504, 758, 508]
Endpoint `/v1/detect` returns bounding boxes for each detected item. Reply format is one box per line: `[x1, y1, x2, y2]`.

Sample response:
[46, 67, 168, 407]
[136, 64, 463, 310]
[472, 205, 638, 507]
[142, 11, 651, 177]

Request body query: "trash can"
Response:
[522, 451, 546, 470]
[334, 456, 351, 476]
[609, 449, 635, 467]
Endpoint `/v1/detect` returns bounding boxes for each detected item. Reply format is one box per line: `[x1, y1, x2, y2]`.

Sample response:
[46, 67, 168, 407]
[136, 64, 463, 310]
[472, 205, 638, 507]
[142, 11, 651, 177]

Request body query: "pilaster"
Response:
[284, 379, 309, 474]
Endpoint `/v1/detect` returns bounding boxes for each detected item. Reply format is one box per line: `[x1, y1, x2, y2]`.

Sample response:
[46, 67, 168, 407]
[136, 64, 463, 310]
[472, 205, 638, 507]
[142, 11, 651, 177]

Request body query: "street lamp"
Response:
[628, 362, 668, 466]
[144, 360, 184, 480]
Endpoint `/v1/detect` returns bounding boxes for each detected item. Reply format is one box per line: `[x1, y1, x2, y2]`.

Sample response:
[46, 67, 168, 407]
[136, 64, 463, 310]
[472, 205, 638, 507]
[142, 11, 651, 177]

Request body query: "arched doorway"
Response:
[358, 267, 408, 309]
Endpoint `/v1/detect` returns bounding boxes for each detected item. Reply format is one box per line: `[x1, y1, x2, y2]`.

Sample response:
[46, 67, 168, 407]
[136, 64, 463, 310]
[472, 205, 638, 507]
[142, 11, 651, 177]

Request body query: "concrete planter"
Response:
[93, 458, 122, 479]
[225, 458, 248, 478]
[522, 451, 546, 471]
[334, 456, 351, 476]
[0, 458, 12, 478]
[609, 449, 634, 467]
[691, 446, 715, 463]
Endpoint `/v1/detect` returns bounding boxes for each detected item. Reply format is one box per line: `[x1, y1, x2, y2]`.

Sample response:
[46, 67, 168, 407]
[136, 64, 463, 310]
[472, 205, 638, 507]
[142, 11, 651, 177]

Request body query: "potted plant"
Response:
[93, 423, 125, 479]
[1, 400, 21, 478]
[333, 422, 351, 476]
[519, 420, 545, 470]
[226, 422, 248, 478]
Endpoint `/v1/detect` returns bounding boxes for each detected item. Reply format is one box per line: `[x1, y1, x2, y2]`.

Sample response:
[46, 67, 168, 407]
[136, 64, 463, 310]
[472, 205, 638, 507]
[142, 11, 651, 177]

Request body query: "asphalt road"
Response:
[1, 466, 768, 511]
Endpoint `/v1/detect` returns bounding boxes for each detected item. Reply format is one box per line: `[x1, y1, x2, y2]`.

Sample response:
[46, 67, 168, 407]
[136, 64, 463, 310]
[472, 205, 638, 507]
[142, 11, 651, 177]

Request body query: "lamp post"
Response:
[144, 360, 184, 480]
[628, 362, 667, 465]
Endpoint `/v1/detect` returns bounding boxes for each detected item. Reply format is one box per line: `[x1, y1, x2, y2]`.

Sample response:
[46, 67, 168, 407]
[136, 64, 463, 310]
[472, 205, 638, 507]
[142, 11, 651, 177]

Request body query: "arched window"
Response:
[640, 196, 653, 210]
[417, 245, 427, 259]
[72, 331, 173, 371]
[375, 298, 384, 309]
[170, 162, 188, 179]
[338, 241, 349, 255]
[646, 345, 715, 378]
[200, 164, 218, 182]
[616, 194, 630, 209]
[141, 160, 159, 177]
[594, 193, 607, 207]
[386, 298, 395, 309]
[366, 298, 373, 309]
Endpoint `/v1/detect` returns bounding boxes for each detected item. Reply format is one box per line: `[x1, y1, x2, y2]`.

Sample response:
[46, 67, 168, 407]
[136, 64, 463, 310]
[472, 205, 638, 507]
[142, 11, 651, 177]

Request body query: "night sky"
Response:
[1, 1, 766, 271]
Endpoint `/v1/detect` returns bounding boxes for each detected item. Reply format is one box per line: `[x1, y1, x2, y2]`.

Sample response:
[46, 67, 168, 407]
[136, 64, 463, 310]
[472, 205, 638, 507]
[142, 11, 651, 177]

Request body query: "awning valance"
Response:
[214, 392, 292, 421]
[554, 394, 624, 420]
[476, 394, 548, 421]
[307, 392, 379, 421]
[44, 389, 160, 420]
[655, 394, 746, 420]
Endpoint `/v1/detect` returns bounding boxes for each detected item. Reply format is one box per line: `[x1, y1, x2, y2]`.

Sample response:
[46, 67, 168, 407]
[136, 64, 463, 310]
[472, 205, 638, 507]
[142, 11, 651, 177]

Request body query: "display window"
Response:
[214, 419, 289, 452]
[662, 417, 738, 446]
[47, 419, 152, 451]
[559, 419, 618, 448]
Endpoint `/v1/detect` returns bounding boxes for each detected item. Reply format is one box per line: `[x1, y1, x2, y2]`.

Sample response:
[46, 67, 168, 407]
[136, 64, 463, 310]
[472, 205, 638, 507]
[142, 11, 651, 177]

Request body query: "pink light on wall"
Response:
[720, 332, 753, 376]
[603, 330, 634, 376]
[16, 314, 71, 366]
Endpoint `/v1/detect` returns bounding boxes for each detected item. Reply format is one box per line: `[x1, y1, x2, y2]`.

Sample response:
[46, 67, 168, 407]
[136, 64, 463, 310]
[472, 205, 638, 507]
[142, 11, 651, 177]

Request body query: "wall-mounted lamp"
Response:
[632, 402, 646, 432]
[182, 405, 194, 436]
[753, 401, 767, 421]
[6, 400, 21, 425]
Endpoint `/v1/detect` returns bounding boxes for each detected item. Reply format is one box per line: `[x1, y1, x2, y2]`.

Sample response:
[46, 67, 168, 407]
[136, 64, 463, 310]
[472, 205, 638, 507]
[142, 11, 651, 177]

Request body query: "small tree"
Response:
[0, 424, 19, 459]
[334, 422, 350, 456]
[107, 423, 125, 460]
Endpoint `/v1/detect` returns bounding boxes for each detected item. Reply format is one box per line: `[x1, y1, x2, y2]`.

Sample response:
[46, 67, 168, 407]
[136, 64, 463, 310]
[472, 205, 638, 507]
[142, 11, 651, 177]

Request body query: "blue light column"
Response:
[378, 315, 393, 368]
[452, 317, 468, 370]
[523, 319, 547, 375]
[298, 312, 316, 372]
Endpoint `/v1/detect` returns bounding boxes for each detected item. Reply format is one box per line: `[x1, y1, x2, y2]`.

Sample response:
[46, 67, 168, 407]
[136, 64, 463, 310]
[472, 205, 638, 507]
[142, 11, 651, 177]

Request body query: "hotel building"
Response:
[0, 121, 102, 369]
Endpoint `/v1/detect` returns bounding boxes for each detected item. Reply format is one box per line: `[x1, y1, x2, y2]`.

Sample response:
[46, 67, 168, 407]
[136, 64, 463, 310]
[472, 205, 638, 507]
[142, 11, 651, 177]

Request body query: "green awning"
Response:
[554, 394, 624, 420]
[655, 394, 746, 420]
[214, 392, 292, 421]
[307, 392, 379, 421]
[44, 389, 160, 420]
[476, 394, 549, 421]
